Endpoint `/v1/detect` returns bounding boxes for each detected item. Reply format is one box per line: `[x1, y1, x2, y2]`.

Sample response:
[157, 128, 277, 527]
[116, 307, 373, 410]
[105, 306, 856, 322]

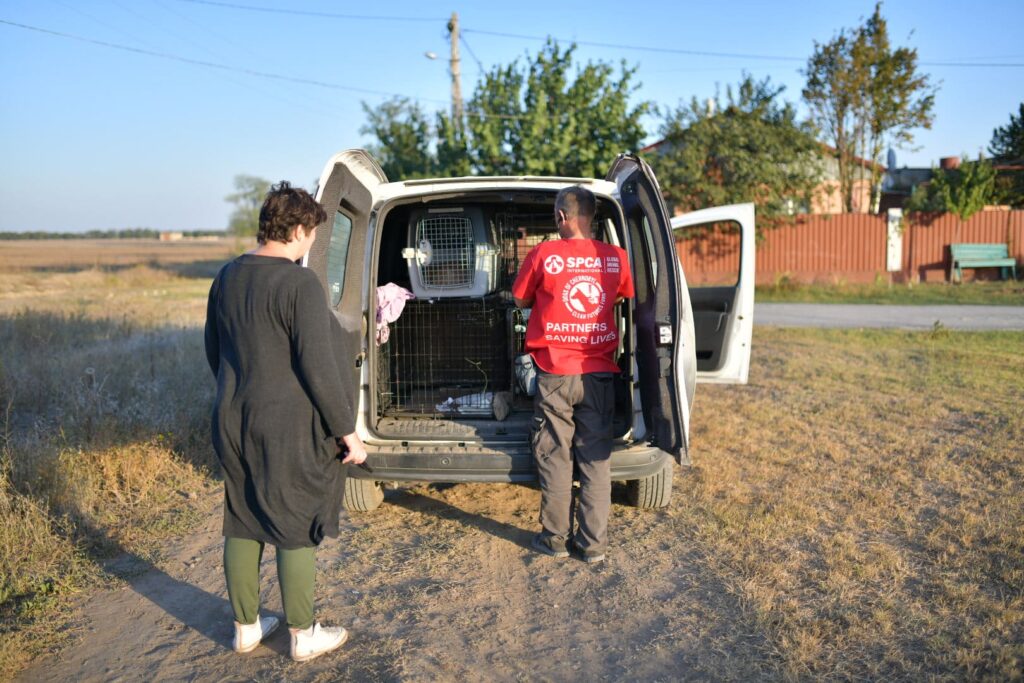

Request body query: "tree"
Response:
[464, 40, 650, 177]
[904, 155, 997, 220]
[989, 103, 1024, 206]
[989, 103, 1024, 161]
[225, 175, 271, 237]
[360, 40, 650, 179]
[803, 3, 936, 212]
[651, 75, 822, 232]
[360, 98, 437, 180]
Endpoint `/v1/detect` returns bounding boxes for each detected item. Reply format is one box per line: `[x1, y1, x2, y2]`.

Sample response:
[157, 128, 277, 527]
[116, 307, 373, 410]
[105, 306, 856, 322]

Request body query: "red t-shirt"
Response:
[512, 238, 634, 375]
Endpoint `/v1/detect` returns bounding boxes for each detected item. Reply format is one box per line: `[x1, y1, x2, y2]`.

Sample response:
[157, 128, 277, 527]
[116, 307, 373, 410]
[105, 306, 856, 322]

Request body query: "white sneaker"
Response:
[290, 622, 349, 662]
[233, 614, 280, 653]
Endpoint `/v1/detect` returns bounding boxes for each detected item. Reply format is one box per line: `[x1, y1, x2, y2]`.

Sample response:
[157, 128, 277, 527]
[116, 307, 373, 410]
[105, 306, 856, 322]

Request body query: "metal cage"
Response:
[378, 297, 512, 418]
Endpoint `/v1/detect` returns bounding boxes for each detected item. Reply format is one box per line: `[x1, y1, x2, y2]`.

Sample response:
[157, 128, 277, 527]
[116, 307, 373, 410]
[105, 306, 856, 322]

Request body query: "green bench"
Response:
[949, 243, 1018, 283]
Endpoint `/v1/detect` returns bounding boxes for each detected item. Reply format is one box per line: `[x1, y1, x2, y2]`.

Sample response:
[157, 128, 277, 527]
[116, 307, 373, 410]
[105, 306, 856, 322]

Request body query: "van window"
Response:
[326, 211, 353, 307]
[673, 219, 741, 287]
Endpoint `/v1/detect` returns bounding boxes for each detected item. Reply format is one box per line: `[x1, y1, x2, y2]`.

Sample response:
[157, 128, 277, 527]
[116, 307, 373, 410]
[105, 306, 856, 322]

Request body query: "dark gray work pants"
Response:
[531, 369, 614, 554]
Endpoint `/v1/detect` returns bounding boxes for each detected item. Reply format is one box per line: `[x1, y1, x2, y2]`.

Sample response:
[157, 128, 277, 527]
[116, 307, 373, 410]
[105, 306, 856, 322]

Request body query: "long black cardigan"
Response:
[204, 254, 357, 548]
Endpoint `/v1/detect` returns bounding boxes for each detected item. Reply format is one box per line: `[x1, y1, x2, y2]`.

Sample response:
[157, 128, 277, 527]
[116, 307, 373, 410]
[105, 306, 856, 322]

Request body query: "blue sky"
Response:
[1, 0, 1022, 232]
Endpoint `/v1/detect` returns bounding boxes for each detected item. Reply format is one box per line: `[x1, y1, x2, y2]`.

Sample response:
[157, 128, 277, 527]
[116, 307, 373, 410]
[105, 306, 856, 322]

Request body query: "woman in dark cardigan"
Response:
[204, 181, 366, 662]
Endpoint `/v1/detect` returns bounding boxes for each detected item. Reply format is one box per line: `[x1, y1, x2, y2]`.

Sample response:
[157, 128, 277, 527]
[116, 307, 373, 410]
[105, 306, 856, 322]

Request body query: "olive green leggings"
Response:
[223, 537, 315, 630]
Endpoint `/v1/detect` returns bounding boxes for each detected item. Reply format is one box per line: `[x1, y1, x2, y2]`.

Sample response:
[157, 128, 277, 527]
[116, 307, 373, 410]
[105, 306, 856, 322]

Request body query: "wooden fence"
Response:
[677, 209, 1024, 285]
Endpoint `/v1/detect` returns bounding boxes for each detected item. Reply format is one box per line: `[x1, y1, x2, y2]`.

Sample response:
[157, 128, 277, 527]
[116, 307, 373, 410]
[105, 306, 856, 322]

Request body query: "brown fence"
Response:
[902, 210, 1024, 282]
[677, 210, 1024, 285]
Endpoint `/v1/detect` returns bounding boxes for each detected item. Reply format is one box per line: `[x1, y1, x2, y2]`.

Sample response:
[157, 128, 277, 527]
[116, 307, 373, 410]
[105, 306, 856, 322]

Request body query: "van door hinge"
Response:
[658, 325, 673, 345]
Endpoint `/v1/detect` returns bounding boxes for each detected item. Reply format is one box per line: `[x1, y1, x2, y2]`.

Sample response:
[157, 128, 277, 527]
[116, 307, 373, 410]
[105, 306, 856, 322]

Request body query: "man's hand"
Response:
[338, 432, 368, 465]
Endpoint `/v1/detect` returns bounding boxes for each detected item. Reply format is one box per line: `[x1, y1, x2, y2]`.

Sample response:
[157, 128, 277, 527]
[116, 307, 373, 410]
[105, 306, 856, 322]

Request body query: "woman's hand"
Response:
[338, 432, 367, 465]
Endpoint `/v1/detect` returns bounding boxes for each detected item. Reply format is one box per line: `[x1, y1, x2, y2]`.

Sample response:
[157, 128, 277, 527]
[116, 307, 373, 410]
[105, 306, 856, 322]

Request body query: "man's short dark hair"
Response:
[257, 181, 327, 245]
[554, 186, 596, 221]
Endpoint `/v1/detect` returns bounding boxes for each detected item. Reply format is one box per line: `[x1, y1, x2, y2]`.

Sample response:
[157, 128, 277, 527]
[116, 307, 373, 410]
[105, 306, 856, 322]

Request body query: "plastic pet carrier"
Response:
[401, 207, 499, 298]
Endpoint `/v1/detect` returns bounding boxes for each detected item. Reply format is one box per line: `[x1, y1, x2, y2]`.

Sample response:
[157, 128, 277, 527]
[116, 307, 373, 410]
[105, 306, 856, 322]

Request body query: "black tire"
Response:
[343, 476, 385, 512]
[625, 460, 674, 509]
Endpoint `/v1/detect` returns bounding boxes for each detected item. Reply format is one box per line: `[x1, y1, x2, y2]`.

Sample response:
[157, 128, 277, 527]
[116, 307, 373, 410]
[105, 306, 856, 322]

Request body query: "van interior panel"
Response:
[370, 196, 632, 441]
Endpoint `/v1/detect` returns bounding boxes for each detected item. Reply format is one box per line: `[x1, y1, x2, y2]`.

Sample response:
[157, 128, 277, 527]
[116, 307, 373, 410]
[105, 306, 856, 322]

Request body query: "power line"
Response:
[172, 0, 444, 23]
[463, 28, 1024, 68]
[0, 18, 449, 102]
[170, 0, 1024, 68]
[460, 34, 485, 73]
[462, 28, 805, 63]
[0, 18, 535, 121]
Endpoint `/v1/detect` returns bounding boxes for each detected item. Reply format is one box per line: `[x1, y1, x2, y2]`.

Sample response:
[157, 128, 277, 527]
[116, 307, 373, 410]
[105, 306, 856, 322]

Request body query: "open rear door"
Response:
[671, 204, 754, 384]
[607, 154, 693, 464]
[305, 149, 386, 333]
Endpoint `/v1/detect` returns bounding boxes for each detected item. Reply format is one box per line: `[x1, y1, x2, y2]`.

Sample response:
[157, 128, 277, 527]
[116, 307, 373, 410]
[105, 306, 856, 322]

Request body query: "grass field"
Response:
[0, 241, 235, 675]
[0, 238, 239, 274]
[757, 278, 1024, 305]
[1, 240, 1022, 679]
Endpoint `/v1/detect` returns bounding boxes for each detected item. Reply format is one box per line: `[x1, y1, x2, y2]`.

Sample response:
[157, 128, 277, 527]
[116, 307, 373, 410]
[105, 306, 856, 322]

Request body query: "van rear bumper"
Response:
[353, 442, 673, 483]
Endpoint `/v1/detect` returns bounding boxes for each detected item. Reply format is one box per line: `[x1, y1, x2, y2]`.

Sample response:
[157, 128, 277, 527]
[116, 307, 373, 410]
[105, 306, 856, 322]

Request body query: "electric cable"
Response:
[0, 18, 450, 102]
[0, 18, 535, 120]
[460, 33, 485, 74]
[462, 28, 1024, 68]
[173, 0, 443, 23]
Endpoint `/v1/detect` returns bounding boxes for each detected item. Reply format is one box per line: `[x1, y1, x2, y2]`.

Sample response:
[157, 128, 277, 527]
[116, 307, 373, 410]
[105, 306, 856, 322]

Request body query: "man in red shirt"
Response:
[512, 186, 635, 563]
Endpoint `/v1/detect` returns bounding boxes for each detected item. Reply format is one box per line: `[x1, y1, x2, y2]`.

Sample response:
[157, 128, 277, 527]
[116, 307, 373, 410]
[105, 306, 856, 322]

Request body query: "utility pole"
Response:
[448, 11, 464, 129]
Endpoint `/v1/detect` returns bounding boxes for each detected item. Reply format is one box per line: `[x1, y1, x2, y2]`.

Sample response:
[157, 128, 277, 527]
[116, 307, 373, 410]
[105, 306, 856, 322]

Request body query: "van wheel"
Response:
[625, 460, 673, 509]
[344, 477, 385, 512]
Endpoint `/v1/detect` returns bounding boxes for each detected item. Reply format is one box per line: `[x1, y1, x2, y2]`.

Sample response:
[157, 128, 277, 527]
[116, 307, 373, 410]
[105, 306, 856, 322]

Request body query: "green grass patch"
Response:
[756, 278, 1024, 305]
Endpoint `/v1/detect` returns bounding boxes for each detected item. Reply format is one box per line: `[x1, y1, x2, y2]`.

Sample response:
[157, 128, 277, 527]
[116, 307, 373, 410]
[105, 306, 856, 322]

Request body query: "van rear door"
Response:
[671, 204, 755, 384]
[305, 149, 386, 330]
[606, 154, 692, 464]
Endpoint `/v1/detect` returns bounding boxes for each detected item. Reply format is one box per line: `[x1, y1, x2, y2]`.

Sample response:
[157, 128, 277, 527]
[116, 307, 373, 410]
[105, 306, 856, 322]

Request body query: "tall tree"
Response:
[989, 103, 1024, 161]
[360, 97, 436, 181]
[803, 3, 936, 212]
[360, 98, 436, 180]
[360, 40, 649, 179]
[465, 40, 650, 177]
[225, 175, 271, 237]
[988, 103, 1024, 206]
[652, 75, 822, 233]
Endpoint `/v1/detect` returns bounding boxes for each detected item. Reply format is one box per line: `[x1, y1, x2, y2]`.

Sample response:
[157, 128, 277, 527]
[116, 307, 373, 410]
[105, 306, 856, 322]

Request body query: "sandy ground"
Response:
[17, 476, 769, 682]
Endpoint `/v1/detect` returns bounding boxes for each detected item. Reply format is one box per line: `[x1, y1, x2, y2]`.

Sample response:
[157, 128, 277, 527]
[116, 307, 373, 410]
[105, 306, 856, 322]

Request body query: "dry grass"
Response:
[0, 247, 225, 678]
[678, 327, 1024, 680]
[0, 237, 240, 273]
[1, 239, 1022, 680]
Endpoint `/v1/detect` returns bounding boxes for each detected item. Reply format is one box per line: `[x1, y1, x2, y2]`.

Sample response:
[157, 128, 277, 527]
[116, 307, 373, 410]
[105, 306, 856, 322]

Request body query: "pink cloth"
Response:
[376, 283, 415, 345]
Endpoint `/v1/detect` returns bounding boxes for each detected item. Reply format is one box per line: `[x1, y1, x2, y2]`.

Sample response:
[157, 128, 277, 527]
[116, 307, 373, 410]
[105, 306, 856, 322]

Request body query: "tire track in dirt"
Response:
[18, 477, 778, 681]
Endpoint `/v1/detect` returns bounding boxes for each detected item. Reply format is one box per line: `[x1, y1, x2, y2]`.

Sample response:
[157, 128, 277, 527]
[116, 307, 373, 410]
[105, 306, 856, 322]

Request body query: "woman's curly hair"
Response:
[257, 181, 327, 245]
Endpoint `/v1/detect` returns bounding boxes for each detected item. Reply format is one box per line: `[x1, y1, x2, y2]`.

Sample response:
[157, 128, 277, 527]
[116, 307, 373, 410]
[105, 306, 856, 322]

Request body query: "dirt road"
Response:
[18, 479, 766, 682]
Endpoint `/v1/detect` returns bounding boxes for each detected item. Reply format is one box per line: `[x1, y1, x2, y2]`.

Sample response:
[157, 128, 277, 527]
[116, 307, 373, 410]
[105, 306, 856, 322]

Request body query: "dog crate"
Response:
[376, 209, 557, 422]
[377, 296, 514, 418]
[402, 207, 499, 298]
[494, 211, 552, 290]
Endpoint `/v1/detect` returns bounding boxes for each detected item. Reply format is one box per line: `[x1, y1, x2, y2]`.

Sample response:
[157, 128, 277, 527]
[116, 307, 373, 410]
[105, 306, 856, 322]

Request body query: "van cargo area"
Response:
[370, 196, 633, 441]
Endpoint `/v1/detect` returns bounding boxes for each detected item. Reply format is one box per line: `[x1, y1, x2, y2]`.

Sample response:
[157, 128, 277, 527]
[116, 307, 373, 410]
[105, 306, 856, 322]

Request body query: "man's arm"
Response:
[511, 249, 538, 309]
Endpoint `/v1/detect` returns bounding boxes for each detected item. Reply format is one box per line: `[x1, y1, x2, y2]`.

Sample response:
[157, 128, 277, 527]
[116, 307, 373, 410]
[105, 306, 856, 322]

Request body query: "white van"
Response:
[305, 150, 754, 511]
